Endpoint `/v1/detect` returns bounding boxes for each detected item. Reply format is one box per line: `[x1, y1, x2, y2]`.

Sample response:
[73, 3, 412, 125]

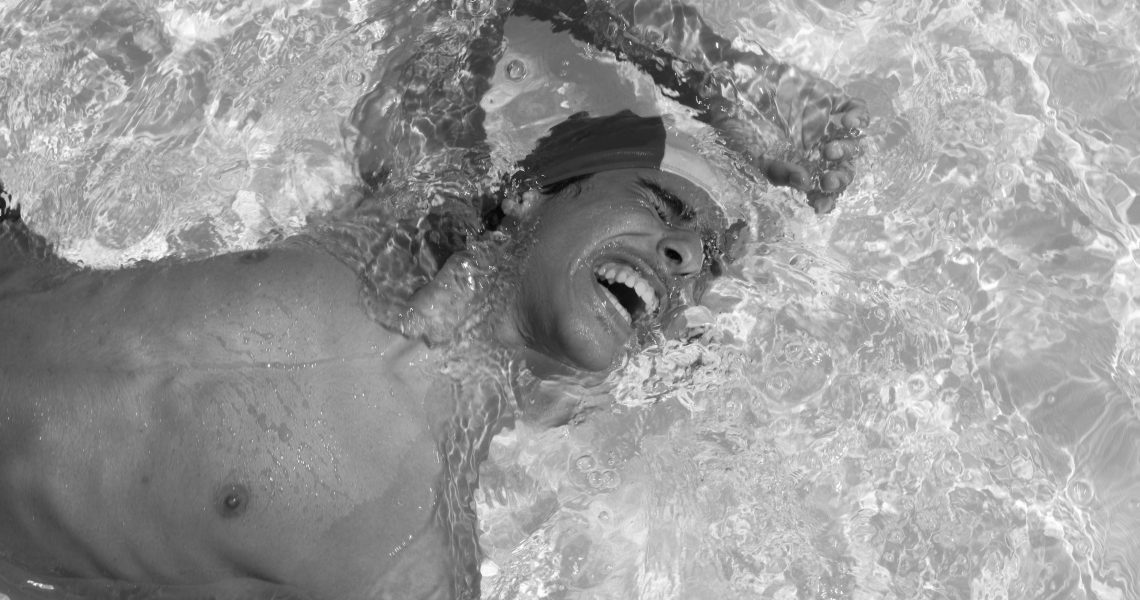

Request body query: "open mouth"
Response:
[594, 262, 660, 325]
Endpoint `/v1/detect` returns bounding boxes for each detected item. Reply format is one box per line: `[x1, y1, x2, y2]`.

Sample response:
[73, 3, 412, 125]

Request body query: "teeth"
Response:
[593, 262, 660, 318]
[612, 297, 631, 323]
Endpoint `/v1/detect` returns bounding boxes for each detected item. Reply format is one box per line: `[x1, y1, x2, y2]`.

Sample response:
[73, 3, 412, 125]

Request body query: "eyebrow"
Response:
[638, 178, 695, 220]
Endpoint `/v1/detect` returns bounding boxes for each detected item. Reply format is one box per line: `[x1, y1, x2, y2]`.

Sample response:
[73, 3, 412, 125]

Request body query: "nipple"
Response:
[215, 483, 251, 518]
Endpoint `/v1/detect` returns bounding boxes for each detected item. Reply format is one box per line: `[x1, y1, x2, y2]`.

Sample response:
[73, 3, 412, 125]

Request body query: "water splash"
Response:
[1, 0, 1138, 597]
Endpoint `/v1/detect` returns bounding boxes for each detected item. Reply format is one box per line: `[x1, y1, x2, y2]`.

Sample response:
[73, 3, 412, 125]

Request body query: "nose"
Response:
[657, 228, 705, 277]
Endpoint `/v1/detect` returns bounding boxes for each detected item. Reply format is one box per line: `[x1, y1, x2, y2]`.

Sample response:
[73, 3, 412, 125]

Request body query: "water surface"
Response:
[1, 0, 1138, 598]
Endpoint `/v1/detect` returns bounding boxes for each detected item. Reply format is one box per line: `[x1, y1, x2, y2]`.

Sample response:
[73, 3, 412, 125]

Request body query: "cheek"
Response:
[519, 238, 577, 300]
[514, 260, 562, 338]
[531, 221, 584, 256]
[551, 304, 626, 372]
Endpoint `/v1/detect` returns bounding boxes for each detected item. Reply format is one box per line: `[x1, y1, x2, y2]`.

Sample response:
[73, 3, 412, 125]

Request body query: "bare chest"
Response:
[0, 250, 456, 595]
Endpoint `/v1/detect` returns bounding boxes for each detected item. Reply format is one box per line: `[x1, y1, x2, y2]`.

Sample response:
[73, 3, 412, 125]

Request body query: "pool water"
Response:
[2, 0, 1139, 598]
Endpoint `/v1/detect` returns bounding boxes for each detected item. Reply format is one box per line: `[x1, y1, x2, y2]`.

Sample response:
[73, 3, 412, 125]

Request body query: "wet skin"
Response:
[0, 169, 707, 599]
[0, 247, 450, 599]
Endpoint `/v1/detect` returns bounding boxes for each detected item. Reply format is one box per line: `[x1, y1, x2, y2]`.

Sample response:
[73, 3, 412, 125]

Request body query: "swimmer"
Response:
[0, 2, 867, 600]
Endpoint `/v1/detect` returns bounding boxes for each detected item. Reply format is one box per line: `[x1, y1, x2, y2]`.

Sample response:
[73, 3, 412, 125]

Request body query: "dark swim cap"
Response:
[515, 110, 720, 200]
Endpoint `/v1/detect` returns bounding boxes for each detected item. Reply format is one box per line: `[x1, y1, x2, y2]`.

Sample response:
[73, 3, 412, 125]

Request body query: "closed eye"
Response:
[638, 179, 695, 222]
[648, 197, 671, 221]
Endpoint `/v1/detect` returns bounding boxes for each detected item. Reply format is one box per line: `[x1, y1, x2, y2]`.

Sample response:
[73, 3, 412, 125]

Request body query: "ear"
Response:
[501, 188, 545, 219]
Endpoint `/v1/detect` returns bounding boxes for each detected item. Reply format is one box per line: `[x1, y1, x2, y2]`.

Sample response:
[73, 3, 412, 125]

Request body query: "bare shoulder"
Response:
[170, 244, 368, 312]
[1, 242, 398, 369]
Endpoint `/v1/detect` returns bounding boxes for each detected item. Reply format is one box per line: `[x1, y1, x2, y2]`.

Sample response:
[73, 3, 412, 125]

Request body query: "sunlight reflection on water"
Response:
[1, 0, 1138, 598]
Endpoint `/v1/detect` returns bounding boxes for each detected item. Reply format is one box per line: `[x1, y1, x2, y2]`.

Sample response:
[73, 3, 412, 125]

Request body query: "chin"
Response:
[531, 296, 633, 373]
[568, 351, 618, 373]
[559, 334, 627, 373]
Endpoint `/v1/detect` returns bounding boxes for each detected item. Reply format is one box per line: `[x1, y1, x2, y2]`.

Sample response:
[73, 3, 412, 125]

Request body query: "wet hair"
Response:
[480, 174, 593, 232]
[0, 181, 20, 223]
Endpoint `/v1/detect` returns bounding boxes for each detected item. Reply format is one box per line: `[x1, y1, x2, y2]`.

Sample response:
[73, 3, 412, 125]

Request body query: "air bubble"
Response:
[1015, 34, 1035, 54]
[971, 128, 988, 146]
[505, 59, 527, 81]
[868, 448, 894, 469]
[767, 372, 791, 395]
[996, 163, 1019, 186]
[915, 510, 939, 532]
[723, 399, 739, 417]
[769, 417, 793, 435]
[1011, 457, 1034, 479]
[884, 414, 908, 437]
[938, 453, 964, 478]
[1067, 479, 1094, 505]
[480, 559, 500, 577]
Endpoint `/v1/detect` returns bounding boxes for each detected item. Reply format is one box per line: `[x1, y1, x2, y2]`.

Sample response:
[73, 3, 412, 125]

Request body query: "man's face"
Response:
[508, 168, 710, 372]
